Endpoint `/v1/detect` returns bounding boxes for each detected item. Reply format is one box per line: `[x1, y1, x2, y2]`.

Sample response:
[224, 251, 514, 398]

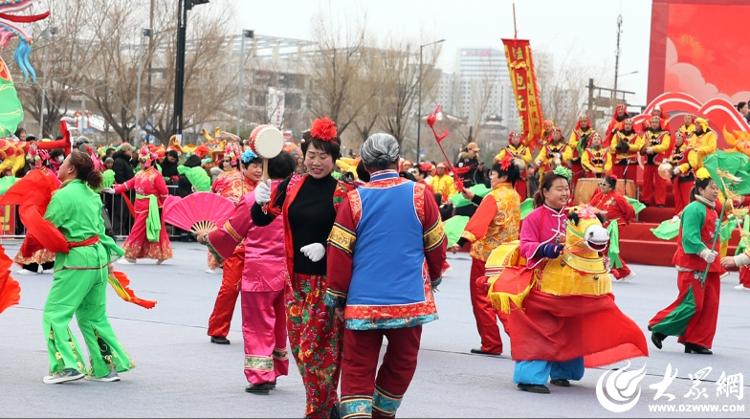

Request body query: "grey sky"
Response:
[219, 0, 653, 105]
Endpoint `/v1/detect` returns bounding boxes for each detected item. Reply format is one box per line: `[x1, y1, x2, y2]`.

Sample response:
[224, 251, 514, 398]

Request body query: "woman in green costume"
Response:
[42, 151, 133, 384]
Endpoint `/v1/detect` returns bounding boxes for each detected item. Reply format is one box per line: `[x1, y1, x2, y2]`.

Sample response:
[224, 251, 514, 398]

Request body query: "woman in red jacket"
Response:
[590, 175, 636, 280]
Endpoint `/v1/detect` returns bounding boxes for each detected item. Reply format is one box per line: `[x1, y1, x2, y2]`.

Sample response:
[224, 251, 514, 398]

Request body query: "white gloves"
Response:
[255, 180, 271, 205]
[699, 248, 718, 263]
[734, 253, 750, 267]
[102, 188, 115, 194]
[672, 167, 682, 175]
[300, 243, 326, 262]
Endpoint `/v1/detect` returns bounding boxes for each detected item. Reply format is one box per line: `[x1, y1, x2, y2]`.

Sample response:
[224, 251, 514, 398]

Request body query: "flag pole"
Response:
[512, 1, 518, 39]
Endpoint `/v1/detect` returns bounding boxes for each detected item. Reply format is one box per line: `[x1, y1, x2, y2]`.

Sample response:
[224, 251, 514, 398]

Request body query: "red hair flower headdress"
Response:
[310, 117, 338, 142]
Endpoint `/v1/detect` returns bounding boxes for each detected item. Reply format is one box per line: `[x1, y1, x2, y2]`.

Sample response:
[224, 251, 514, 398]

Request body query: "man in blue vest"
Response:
[325, 133, 447, 418]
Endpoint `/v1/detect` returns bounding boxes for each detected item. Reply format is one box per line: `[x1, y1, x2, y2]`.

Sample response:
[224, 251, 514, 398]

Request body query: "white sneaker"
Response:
[117, 258, 136, 265]
[16, 269, 37, 275]
[41, 269, 54, 275]
[734, 284, 750, 291]
[43, 368, 85, 384]
[86, 371, 120, 382]
[205, 268, 217, 274]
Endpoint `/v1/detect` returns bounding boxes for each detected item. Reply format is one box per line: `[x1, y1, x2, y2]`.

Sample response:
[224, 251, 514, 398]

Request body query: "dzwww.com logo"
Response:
[596, 362, 746, 413]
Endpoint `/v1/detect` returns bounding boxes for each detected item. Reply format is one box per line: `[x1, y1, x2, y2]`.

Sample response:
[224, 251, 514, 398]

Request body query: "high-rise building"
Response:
[451, 48, 519, 131]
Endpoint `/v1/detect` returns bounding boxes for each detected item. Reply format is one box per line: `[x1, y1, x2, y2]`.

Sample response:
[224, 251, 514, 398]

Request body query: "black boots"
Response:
[245, 381, 276, 394]
[517, 383, 551, 394]
[210, 336, 230, 345]
[684, 343, 713, 355]
[550, 379, 571, 387]
[651, 332, 667, 349]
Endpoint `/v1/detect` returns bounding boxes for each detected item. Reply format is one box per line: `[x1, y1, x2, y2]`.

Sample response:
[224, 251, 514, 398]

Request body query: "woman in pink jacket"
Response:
[201, 151, 296, 394]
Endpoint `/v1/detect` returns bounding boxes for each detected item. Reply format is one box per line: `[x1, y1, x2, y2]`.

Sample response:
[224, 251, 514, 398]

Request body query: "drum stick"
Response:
[262, 159, 269, 181]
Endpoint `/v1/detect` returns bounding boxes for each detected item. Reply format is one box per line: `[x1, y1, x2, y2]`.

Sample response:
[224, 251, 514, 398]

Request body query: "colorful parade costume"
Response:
[604, 104, 629, 147]
[206, 166, 256, 340]
[648, 194, 725, 352]
[684, 118, 716, 171]
[495, 139, 532, 200]
[568, 116, 595, 184]
[43, 179, 133, 380]
[534, 139, 571, 179]
[429, 171, 456, 204]
[13, 161, 59, 273]
[590, 188, 636, 280]
[114, 159, 173, 262]
[487, 206, 647, 390]
[640, 125, 671, 206]
[581, 145, 612, 177]
[458, 182, 520, 354]
[669, 140, 695, 214]
[325, 169, 447, 418]
[252, 166, 353, 416]
[609, 123, 644, 184]
[208, 186, 288, 389]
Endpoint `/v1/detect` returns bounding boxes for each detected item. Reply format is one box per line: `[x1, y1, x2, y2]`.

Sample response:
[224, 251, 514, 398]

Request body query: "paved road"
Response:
[1, 242, 748, 417]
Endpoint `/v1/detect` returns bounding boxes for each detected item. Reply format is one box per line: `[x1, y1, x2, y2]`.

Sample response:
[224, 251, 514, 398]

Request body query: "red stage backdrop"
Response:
[648, 0, 750, 103]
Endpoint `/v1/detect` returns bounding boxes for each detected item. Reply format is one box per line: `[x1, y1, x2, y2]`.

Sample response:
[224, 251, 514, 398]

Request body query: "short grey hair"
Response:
[360, 133, 400, 169]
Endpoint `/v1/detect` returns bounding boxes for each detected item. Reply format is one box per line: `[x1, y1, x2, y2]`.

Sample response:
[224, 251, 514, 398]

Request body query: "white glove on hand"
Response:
[734, 253, 750, 267]
[300, 243, 326, 262]
[672, 167, 682, 175]
[699, 248, 718, 263]
[102, 188, 115, 194]
[254, 180, 271, 205]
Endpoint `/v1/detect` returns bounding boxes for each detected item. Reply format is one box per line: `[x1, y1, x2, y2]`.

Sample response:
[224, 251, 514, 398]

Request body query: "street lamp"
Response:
[173, 0, 210, 137]
[39, 26, 58, 138]
[617, 70, 638, 78]
[135, 28, 152, 145]
[236, 29, 254, 136]
[416, 38, 445, 163]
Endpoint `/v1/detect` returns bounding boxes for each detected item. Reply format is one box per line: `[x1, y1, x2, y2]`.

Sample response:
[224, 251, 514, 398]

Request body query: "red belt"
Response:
[68, 236, 100, 249]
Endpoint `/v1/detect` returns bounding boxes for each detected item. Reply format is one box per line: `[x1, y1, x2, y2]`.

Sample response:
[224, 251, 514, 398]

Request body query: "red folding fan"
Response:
[163, 192, 235, 235]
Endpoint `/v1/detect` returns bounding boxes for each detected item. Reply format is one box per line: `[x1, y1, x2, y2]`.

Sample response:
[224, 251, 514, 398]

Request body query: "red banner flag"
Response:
[502, 39, 544, 149]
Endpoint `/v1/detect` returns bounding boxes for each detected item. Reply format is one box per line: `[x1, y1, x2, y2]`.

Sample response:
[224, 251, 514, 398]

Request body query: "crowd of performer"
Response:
[2, 104, 750, 418]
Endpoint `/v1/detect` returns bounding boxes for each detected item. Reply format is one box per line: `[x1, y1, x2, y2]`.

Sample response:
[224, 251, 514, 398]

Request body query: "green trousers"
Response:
[42, 266, 133, 377]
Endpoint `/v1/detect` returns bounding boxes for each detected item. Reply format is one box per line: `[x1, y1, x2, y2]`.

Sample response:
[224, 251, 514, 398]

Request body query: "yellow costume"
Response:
[581, 147, 612, 176]
[684, 118, 716, 170]
[429, 174, 456, 202]
[496, 144, 532, 166]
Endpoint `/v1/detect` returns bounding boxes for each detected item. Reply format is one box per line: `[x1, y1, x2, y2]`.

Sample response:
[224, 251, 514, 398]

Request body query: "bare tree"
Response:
[307, 14, 374, 138]
[13, 0, 100, 137]
[379, 41, 440, 147]
[536, 48, 606, 135]
[10, 0, 240, 143]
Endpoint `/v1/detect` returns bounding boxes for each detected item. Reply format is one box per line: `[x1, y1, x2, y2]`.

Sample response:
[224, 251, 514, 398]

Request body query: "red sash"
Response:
[68, 236, 100, 249]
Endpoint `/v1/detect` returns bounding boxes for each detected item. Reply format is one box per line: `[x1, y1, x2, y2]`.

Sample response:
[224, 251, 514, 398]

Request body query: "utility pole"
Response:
[39, 27, 57, 138]
[236, 29, 254, 136]
[135, 28, 151, 145]
[172, 0, 209, 136]
[147, 0, 154, 114]
[613, 14, 623, 96]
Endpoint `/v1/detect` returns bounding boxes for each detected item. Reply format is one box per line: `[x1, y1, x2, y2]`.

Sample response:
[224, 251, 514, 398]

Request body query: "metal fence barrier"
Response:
[0, 185, 185, 242]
